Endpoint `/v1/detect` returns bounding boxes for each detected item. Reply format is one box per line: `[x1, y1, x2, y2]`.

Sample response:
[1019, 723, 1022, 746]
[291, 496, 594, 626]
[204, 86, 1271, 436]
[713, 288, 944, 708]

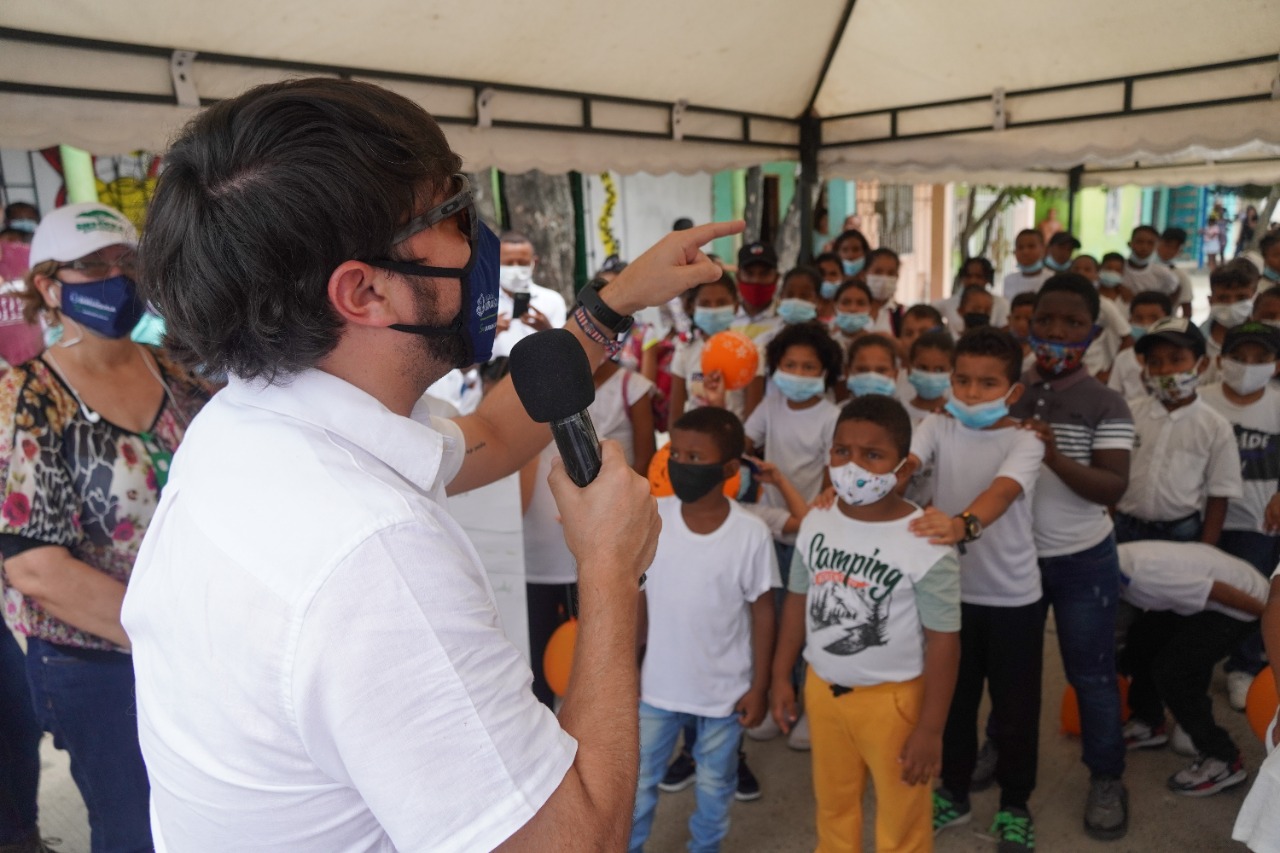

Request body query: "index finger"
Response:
[676, 220, 745, 263]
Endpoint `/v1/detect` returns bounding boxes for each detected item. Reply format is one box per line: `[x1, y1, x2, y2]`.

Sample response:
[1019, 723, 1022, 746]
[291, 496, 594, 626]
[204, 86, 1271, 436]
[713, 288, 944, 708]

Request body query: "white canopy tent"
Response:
[2, 0, 1279, 232]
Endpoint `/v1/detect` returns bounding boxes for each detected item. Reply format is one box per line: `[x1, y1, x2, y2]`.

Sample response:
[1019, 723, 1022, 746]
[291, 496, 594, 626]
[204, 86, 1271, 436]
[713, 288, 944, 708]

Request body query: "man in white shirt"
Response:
[123, 77, 740, 852]
[492, 232, 569, 357]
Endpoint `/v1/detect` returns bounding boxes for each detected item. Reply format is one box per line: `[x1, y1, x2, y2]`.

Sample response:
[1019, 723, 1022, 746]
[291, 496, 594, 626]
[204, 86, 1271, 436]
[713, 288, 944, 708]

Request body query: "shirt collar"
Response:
[1146, 395, 1201, 421]
[222, 368, 452, 493]
[1021, 366, 1092, 392]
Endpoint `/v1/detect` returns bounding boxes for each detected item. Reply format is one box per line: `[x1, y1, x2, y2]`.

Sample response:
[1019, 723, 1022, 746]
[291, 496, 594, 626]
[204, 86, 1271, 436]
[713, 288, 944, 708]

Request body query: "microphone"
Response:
[509, 329, 601, 488]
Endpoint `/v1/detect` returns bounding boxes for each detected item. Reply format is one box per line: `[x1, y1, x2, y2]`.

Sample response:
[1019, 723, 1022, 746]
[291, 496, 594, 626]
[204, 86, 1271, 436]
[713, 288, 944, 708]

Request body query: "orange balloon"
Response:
[647, 442, 741, 499]
[1060, 677, 1131, 736]
[700, 331, 759, 391]
[1247, 667, 1278, 742]
[543, 618, 578, 698]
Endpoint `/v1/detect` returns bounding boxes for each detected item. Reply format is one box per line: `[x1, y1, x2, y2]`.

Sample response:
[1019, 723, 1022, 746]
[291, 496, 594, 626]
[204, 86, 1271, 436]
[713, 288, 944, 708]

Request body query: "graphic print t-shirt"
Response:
[1200, 383, 1280, 534]
[788, 506, 959, 687]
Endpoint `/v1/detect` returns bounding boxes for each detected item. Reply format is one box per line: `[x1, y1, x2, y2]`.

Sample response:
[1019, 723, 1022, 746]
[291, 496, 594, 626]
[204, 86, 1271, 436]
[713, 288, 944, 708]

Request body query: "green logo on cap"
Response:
[74, 209, 127, 235]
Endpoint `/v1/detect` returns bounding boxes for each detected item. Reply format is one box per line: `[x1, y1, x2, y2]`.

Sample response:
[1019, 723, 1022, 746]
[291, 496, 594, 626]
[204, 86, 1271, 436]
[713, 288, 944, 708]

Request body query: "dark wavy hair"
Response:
[140, 77, 461, 381]
[1036, 272, 1101, 321]
[837, 394, 912, 459]
[765, 322, 844, 388]
[954, 326, 1023, 384]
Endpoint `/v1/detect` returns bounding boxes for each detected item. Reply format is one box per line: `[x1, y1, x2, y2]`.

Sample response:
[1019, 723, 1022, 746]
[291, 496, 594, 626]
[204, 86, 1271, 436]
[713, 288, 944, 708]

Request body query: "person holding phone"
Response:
[493, 231, 568, 357]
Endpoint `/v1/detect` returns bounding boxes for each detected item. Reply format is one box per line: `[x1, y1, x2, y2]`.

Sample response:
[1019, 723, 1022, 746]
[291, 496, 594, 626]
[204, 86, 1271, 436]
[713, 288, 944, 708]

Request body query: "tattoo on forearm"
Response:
[466, 441, 487, 456]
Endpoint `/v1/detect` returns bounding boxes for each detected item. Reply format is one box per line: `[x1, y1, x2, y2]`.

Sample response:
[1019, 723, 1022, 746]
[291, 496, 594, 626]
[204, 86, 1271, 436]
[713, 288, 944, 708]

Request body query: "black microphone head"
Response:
[509, 328, 596, 423]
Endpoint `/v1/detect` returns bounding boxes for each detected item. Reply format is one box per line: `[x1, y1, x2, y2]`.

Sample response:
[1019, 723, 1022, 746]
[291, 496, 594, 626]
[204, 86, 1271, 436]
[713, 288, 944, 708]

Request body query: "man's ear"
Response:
[723, 458, 741, 481]
[327, 261, 400, 328]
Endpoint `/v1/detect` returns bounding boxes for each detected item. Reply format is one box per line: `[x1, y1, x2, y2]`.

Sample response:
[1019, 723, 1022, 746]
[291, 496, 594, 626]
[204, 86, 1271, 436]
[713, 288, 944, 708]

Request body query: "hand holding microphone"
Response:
[510, 329, 659, 588]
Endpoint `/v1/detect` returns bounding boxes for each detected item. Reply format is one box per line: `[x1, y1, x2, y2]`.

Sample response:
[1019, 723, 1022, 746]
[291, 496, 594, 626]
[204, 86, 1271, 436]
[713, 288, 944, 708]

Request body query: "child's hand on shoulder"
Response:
[811, 486, 836, 510]
[899, 724, 943, 785]
[735, 686, 768, 730]
[908, 506, 963, 545]
[770, 679, 798, 734]
[1019, 418, 1057, 463]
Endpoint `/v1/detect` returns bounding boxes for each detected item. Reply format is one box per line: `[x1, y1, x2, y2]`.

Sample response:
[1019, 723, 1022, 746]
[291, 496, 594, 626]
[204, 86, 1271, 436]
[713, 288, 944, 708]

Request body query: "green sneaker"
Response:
[991, 807, 1035, 852]
[932, 787, 971, 836]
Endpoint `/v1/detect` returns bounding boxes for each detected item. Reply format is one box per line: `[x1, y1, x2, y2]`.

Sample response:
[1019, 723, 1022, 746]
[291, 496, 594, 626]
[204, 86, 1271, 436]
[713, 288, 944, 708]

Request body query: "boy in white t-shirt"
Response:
[1108, 292, 1173, 402]
[1199, 322, 1280, 709]
[1121, 225, 1180, 302]
[1200, 258, 1261, 386]
[631, 408, 778, 852]
[1117, 542, 1266, 797]
[908, 327, 1045, 851]
[1157, 227, 1195, 318]
[772, 395, 960, 853]
[1002, 230, 1054, 300]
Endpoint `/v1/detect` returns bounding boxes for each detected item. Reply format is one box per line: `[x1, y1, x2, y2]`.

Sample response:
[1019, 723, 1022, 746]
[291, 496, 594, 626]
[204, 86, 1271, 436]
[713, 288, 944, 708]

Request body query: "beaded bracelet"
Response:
[573, 304, 625, 357]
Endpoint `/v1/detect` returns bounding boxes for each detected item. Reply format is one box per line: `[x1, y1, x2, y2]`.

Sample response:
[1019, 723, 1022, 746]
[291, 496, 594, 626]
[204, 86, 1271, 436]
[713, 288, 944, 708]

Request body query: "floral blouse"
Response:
[0, 351, 211, 650]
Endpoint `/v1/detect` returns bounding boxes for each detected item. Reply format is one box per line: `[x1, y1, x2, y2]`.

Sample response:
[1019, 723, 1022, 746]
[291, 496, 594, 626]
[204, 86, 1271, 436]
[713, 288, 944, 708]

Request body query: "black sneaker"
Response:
[971, 738, 998, 792]
[991, 807, 1035, 852]
[933, 787, 971, 835]
[735, 751, 761, 802]
[1084, 776, 1128, 840]
[658, 749, 696, 793]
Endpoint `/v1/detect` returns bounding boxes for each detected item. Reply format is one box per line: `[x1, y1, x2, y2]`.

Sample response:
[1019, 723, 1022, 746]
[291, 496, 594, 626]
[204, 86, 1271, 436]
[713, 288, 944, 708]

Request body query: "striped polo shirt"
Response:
[1012, 367, 1136, 557]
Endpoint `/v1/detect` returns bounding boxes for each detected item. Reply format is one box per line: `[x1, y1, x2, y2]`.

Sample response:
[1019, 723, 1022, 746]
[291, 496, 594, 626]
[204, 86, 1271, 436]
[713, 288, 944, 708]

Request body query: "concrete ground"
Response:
[29, 612, 1265, 852]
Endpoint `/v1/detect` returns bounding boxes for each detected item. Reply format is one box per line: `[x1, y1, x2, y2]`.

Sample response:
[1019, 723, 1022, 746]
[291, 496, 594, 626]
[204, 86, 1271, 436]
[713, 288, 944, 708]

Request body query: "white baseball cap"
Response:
[29, 202, 138, 267]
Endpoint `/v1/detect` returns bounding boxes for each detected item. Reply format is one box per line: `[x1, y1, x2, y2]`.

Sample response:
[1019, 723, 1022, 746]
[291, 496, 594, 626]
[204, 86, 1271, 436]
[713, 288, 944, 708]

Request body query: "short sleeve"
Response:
[910, 412, 941, 468]
[1176, 270, 1194, 306]
[1205, 417, 1244, 500]
[914, 552, 961, 632]
[0, 367, 81, 551]
[622, 371, 654, 407]
[1092, 392, 1135, 452]
[1098, 298, 1129, 337]
[669, 341, 695, 380]
[739, 518, 780, 601]
[292, 520, 577, 853]
[431, 415, 466, 487]
[787, 547, 809, 595]
[739, 503, 791, 538]
[994, 428, 1045, 494]
[744, 399, 768, 447]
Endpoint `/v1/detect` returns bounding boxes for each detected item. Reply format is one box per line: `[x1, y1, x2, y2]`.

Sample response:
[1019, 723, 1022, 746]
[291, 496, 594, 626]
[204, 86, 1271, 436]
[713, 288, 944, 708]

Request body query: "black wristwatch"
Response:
[577, 277, 634, 337]
[959, 511, 984, 543]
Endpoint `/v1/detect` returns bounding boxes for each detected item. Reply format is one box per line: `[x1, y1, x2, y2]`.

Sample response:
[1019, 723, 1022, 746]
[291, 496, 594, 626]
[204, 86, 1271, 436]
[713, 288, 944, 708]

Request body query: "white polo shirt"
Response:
[122, 369, 576, 853]
[1116, 394, 1242, 522]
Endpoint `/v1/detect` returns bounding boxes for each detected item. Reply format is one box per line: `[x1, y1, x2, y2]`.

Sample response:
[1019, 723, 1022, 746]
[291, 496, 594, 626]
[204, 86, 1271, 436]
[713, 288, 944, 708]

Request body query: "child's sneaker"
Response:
[1123, 718, 1168, 749]
[786, 713, 811, 751]
[932, 787, 971, 835]
[1228, 671, 1254, 712]
[746, 714, 781, 741]
[1166, 755, 1248, 797]
[658, 749, 696, 793]
[734, 752, 761, 802]
[1170, 723, 1197, 757]
[991, 807, 1035, 852]
[971, 738, 998, 792]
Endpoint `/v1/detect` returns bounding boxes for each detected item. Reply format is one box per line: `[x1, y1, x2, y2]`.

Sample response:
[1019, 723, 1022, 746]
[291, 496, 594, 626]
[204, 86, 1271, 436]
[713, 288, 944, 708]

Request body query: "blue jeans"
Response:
[25, 638, 152, 853]
[1040, 535, 1126, 779]
[0, 631, 41, 845]
[1113, 512, 1201, 544]
[631, 702, 741, 853]
[1219, 530, 1280, 675]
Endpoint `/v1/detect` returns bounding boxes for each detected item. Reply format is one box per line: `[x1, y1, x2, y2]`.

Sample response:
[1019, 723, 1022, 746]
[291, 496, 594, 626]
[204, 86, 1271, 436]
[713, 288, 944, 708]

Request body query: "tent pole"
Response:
[1066, 165, 1083, 233]
[798, 115, 821, 263]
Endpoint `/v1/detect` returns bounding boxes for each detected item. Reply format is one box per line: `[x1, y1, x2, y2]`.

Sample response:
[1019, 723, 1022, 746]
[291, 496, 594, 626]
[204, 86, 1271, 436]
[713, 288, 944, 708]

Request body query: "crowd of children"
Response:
[490, 222, 1280, 852]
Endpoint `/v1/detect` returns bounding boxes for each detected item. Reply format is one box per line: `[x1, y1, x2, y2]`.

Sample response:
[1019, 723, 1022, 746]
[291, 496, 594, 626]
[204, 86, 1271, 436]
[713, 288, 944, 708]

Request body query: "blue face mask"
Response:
[1045, 256, 1071, 272]
[59, 275, 148, 339]
[1129, 250, 1152, 266]
[1264, 266, 1280, 284]
[908, 369, 952, 400]
[841, 257, 866, 277]
[376, 181, 501, 366]
[772, 370, 825, 402]
[945, 390, 1012, 430]
[833, 311, 872, 334]
[1130, 323, 1149, 341]
[846, 372, 897, 397]
[1099, 270, 1124, 287]
[1017, 260, 1044, 275]
[693, 305, 736, 336]
[820, 280, 840, 301]
[778, 298, 818, 325]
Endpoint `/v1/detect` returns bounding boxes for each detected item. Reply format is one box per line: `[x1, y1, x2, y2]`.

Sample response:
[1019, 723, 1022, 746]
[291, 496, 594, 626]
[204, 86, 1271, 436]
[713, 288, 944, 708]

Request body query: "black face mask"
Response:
[668, 459, 726, 503]
[962, 312, 991, 329]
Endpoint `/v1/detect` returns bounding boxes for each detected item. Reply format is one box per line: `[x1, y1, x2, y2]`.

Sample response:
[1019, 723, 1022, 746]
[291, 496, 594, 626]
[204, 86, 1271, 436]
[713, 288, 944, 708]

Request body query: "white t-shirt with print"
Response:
[669, 335, 746, 419]
[910, 414, 1045, 607]
[1118, 541, 1268, 621]
[1199, 383, 1280, 534]
[641, 498, 779, 717]
[789, 506, 959, 687]
[744, 392, 840, 542]
[523, 369, 654, 584]
[1116, 395, 1242, 522]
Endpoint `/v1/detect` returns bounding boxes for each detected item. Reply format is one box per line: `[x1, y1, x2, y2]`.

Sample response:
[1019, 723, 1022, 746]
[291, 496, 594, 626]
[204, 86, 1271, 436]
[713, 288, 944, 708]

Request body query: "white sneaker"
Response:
[1170, 723, 1197, 757]
[787, 713, 811, 751]
[1227, 671, 1254, 712]
[746, 714, 781, 741]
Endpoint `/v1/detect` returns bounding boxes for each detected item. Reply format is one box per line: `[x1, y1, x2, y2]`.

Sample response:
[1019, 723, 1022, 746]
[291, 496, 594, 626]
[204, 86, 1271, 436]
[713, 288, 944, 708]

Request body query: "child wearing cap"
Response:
[1199, 322, 1280, 710]
[1201, 258, 1262, 385]
[1117, 541, 1267, 796]
[1002, 230, 1053, 300]
[1045, 232, 1079, 273]
[734, 242, 783, 343]
[1108, 292, 1174, 401]
[1121, 225, 1181, 301]
[1157, 227, 1195, 319]
[1113, 317, 1242, 545]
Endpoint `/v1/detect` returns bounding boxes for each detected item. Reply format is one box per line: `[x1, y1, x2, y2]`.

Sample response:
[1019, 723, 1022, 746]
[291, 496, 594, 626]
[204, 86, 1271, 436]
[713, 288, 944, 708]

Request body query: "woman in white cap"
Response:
[0, 202, 210, 853]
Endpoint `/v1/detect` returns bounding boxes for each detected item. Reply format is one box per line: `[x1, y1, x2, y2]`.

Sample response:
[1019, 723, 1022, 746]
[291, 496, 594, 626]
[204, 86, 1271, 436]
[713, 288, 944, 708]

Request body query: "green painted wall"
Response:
[1074, 185, 1145, 259]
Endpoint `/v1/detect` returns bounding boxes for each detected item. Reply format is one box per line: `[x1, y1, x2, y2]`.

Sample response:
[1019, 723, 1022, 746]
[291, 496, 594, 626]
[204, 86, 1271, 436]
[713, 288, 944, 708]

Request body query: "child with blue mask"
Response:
[844, 334, 899, 400]
[1121, 225, 1180, 301]
[905, 327, 1047, 848]
[775, 267, 823, 326]
[834, 229, 871, 280]
[829, 279, 874, 352]
[1002, 230, 1053, 300]
[815, 252, 845, 302]
[902, 330, 954, 510]
[669, 275, 748, 419]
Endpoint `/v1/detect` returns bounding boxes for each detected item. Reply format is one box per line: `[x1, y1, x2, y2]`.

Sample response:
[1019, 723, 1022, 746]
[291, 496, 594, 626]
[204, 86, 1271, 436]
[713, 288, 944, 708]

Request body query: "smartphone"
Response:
[513, 292, 532, 318]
